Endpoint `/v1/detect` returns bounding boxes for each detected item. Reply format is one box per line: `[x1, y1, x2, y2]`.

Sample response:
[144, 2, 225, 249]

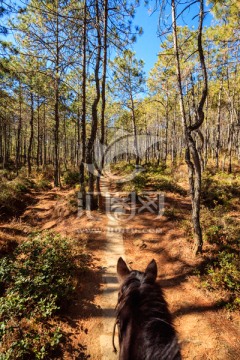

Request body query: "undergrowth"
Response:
[115, 162, 186, 196]
[0, 173, 52, 219]
[183, 170, 240, 310]
[0, 232, 88, 359]
[0, 178, 35, 219]
[110, 161, 135, 175]
[145, 171, 186, 195]
[62, 170, 80, 186]
[202, 171, 240, 208]
[200, 206, 240, 309]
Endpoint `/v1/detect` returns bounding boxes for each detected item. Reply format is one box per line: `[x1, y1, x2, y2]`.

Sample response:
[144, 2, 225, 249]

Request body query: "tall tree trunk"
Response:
[203, 96, 209, 169]
[0, 119, 2, 168]
[227, 122, 233, 173]
[23, 125, 27, 166]
[54, 78, 60, 186]
[27, 91, 34, 177]
[164, 85, 169, 166]
[215, 77, 223, 169]
[43, 100, 47, 169]
[76, 95, 81, 168]
[171, 99, 177, 165]
[171, 0, 207, 254]
[226, 57, 237, 173]
[97, 0, 108, 194]
[37, 93, 40, 169]
[80, 0, 87, 208]
[16, 81, 22, 173]
[86, 0, 101, 208]
[3, 119, 7, 169]
[130, 94, 140, 166]
[54, 2, 60, 187]
[63, 113, 68, 171]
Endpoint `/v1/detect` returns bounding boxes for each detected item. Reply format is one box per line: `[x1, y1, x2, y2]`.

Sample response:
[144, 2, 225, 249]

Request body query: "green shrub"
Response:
[205, 224, 224, 244]
[0, 232, 82, 359]
[12, 178, 35, 193]
[62, 170, 79, 186]
[201, 206, 240, 246]
[199, 205, 239, 309]
[34, 179, 51, 191]
[202, 172, 240, 208]
[133, 173, 147, 191]
[0, 320, 63, 360]
[0, 233, 76, 318]
[204, 251, 240, 294]
[116, 166, 186, 196]
[0, 178, 34, 218]
[144, 163, 167, 173]
[163, 207, 178, 220]
[41, 166, 55, 181]
[110, 161, 136, 175]
[0, 169, 8, 179]
[67, 193, 78, 213]
[146, 172, 186, 195]
[0, 170, 18, 181]
[225, 297, 240, 311]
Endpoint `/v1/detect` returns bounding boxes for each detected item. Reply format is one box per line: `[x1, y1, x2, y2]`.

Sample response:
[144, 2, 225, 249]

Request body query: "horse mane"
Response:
[114, 259, 181, 360]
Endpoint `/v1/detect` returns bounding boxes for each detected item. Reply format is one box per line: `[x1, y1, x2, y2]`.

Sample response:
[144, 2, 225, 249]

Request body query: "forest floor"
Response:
[0, 176, 240, 359]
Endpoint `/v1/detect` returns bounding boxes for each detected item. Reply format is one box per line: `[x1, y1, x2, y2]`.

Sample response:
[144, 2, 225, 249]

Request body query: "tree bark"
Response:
[86, 0, 101, 208]
[215, 77, 223, 169]
[130, 93, 140, 166]
[54, 1, 60, 187]
[36, 93, 40, 169]
[27, 91, 34, 177]
[16, 81, 22, 173]
[171, 0, 207, 254]
[80, 0, 87, 207]
[97, 0, 108, 194]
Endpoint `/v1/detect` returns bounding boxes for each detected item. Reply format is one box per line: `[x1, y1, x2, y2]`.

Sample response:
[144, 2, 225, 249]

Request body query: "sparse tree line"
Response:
[0, 0, 239, 252]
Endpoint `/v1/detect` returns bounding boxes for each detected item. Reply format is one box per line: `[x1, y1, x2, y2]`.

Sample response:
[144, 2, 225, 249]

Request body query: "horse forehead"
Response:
[130, 270, 144, 280]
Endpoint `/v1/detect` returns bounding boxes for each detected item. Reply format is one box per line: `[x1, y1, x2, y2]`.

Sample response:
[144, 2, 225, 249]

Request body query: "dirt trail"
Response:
[1, 184, 239, 359]
[98, 178, 124, 359]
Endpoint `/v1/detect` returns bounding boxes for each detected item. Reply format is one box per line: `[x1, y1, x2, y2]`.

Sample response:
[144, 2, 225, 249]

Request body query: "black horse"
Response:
[113, 257, 181, 360]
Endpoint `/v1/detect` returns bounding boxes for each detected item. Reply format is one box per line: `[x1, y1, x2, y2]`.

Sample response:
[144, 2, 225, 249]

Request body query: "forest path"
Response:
[98, 177, 124, 359]
[1, 184, 240, 359]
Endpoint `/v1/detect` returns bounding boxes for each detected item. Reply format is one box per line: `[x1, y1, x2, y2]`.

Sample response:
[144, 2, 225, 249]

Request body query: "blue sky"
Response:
[132, 1, 214, 75]
[1, 0, 214, 77]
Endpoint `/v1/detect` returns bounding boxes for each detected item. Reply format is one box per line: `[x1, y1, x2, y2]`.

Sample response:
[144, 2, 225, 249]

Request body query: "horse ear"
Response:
[144, 259, 157, 283]
[117, 257, 130, 282]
